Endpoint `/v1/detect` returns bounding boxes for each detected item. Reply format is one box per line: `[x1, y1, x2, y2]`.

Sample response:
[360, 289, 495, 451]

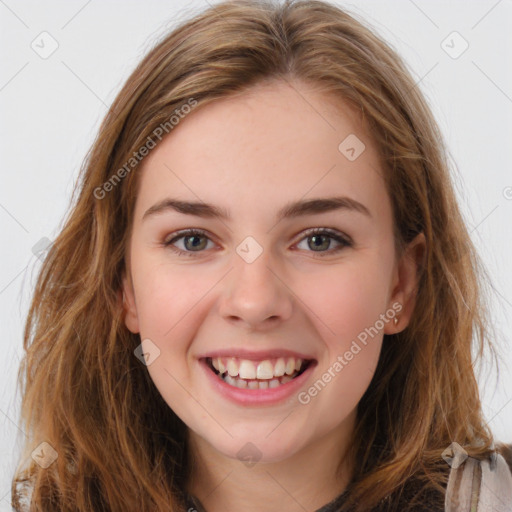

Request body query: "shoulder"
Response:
[445, 444, 512, 512]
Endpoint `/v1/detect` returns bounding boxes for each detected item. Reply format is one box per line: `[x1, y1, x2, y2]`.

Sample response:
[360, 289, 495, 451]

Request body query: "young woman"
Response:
[11, 1, 512, 510]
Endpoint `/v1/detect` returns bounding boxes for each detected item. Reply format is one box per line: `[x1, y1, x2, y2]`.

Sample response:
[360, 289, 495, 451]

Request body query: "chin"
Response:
[208, 431, 302, 465]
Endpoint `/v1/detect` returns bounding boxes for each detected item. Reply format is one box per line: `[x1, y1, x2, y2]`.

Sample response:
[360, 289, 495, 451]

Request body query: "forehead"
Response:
[133, 79, 389, 225]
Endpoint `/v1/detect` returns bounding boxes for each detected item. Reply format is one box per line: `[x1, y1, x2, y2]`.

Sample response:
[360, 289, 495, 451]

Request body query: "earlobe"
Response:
[385, 232, 426, 334]
[121, 271, 140, 334]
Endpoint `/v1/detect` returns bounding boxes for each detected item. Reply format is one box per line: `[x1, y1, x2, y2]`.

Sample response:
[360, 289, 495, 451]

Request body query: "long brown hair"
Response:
[11, 1, 500, 510]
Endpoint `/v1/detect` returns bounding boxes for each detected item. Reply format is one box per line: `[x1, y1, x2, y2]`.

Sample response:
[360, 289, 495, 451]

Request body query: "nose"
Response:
[218, 249, 294, 330]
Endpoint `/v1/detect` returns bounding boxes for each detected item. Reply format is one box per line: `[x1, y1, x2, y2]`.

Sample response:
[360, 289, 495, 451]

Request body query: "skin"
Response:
[122, 79, 425, 512]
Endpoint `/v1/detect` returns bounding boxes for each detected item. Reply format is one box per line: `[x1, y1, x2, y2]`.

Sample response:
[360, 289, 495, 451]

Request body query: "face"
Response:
[122, 79, 423, 465]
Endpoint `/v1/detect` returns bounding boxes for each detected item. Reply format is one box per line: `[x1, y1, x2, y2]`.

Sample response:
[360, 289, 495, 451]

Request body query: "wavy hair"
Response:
[11, 0, 500, 510]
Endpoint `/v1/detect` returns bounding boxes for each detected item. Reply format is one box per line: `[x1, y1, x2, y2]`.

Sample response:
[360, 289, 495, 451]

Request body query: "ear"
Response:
[384, 232, 426, 334]
[121, 269, 140, 334]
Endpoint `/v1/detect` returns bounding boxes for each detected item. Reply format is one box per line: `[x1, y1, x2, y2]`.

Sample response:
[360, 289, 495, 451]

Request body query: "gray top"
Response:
[183, 451, 512, 511]
[183, 489, 348, 512]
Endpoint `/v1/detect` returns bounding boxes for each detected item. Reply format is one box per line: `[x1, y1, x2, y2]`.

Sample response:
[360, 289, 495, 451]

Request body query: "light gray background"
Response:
[1, 0, 511, 509]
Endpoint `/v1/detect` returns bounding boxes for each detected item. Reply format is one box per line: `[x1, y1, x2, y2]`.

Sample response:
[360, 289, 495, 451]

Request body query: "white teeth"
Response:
[210, 356, 305, 380]
[238, 360, 256, 380]
[219, 371, 300, 389]
[274, 358, 286, 377]
[285, 358, 296, 375]
[256, 360, 274, 380]
[235, 378, 248, 389]
[224, 374, 237, 386]
[227, 358, 238, 377]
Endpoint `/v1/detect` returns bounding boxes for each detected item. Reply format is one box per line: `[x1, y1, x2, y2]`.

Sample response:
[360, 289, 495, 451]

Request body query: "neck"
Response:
[185, 415, 355, 512]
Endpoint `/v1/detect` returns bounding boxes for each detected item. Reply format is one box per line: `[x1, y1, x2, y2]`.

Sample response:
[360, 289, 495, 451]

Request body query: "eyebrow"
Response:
[142, 195, 371, 223]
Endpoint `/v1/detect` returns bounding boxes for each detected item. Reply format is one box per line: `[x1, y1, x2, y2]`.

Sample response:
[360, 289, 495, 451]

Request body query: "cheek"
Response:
[301, 258, 393, 344]
[297, 265, 387, 422]
[131, 261, 205, 415]
[131, 256, 206, 340]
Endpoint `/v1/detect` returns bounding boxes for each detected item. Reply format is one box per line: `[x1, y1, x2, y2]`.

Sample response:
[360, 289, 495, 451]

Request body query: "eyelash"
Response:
[162, 227, 353, 258]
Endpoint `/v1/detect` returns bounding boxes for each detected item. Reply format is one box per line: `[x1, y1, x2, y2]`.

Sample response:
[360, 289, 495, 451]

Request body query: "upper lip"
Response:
[199, 348, 316, 361]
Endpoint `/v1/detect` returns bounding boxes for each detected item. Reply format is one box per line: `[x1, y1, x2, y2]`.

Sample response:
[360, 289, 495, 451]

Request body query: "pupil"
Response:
[186, 235, 205, 250]
[310, 235, 328, 250]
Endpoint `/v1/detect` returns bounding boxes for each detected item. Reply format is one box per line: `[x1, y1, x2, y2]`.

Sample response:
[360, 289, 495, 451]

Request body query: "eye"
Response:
[163, 227, 352, 257]
[294, 227, 352, 257]
[163, 229, 215, 257]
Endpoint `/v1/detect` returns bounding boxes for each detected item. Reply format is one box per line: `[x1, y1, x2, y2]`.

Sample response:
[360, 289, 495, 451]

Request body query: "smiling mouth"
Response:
[204, 356, 313, 390]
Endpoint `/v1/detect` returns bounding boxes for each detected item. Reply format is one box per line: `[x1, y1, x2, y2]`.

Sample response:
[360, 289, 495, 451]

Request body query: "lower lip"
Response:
[199, 358, 316, 406]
